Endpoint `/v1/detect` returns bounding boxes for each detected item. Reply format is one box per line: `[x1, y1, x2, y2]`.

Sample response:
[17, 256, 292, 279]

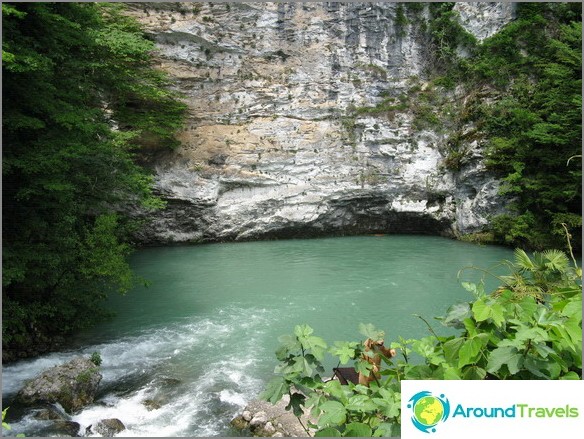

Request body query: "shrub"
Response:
[90, 351, 102, 367]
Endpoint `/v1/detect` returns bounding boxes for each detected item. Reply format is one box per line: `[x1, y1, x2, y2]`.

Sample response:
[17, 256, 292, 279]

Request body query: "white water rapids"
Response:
[3, 306, 272, 437]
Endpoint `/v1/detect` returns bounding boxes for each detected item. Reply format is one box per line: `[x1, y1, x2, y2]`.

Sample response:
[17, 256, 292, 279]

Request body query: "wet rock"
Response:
[54, 420, 82, 437]
[94, 418, 126, 437]
[16, 356, 102, 414]
[143, 399, 162, 411]
[33, 405, 67, 421]
[230, 415, 249, 430]
[36, 420, 81, 437]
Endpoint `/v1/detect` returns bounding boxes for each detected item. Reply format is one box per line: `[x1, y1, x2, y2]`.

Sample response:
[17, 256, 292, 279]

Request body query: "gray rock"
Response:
[33, 406, 67, 421]
[242, 410, 253, 421]
[125, 3, 514, 245]
[94, 418, 126, 437]
[53, 420, 81, 437]
[232, 397, 315, 437]
[263, 421, 277, 435]
[142, 399, 162, 411]
[16, 356, 102, 414]
[250, 411, 268, 428]
[230, 415, 249, 430]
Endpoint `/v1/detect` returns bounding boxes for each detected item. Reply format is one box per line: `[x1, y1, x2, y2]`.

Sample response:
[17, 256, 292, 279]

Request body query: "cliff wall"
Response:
[126, 2, 515, 243]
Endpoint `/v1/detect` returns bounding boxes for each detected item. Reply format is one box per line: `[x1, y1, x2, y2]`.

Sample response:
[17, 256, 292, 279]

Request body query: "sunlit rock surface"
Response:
[126, 2, 514, 244]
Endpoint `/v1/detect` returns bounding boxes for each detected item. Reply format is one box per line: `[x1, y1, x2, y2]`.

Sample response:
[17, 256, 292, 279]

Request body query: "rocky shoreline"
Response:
[10, 355, 126, 437]
[231, 395, 316, 437]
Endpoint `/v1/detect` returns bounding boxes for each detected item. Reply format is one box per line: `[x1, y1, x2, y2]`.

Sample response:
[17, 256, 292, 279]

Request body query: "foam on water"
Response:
[2, 305, 270, 437]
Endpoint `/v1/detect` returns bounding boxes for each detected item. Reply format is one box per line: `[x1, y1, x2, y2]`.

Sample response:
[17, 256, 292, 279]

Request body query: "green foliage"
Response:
[472, 3, 582, 251]
[90, 351, 102, 367]
[390, 2, 582, 251]
[76, 368, 98, 383]
[263, 249, 582, 436]
[2, 2, 186, 359]
[2, 408, 11, 432]
[427, 2, 477, 74]
[2, 408, 25, 437]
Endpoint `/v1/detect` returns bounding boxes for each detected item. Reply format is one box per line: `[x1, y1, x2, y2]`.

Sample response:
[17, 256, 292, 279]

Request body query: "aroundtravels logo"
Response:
[407, 391, 451, 433]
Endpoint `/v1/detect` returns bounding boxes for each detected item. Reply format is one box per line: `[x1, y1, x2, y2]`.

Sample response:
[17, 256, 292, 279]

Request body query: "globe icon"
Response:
[413, 396, 444, 426]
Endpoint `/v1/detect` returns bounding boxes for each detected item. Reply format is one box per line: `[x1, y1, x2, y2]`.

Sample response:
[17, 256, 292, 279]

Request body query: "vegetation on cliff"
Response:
[429, 2, 582, 251]
[2, 2, 186, 360]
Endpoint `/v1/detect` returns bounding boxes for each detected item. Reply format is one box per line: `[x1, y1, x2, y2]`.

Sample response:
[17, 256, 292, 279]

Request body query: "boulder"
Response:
[93, 418, 126, 437]
[36, 420, 81, 437]
[230, 415, 249, 431]
[33, 405, 67, 421]
[52, 420, 81, 437]
[17, 356, 102, 413]
[142, 399, 162, 411]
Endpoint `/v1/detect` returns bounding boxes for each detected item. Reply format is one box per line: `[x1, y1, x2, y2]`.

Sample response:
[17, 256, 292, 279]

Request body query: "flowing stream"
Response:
[2, 235, 514, 437]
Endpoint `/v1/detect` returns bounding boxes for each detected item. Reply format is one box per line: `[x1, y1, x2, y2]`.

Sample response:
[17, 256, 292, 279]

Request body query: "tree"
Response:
[474, 3, 582, 251]
[2, 2, 186, 360]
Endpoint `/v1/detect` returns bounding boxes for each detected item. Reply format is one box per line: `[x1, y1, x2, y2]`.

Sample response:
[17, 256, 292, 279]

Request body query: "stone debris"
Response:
[231, 395, 316, 437]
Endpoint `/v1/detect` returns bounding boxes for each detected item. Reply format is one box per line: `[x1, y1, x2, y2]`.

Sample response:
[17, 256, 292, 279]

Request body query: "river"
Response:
[2, 235, 514, 437]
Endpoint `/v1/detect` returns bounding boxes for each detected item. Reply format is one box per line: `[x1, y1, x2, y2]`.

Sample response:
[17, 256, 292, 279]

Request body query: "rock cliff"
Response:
[126, 2, 515, 244]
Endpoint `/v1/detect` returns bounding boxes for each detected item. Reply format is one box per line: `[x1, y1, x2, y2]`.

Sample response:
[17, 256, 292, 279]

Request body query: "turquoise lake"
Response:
[2, 235, 514, 436]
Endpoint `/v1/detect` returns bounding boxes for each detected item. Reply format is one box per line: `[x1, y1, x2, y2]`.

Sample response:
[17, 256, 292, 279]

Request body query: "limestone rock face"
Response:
[16, 356, 102, 414]
[454, 2, 517, 41]
[126, 3, 514, 244]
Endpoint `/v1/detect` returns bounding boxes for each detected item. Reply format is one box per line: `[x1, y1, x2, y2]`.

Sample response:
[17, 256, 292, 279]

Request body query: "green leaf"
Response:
[276, 334, 300, 360]
[346, 395, 378, 413]
[412, 337, 437, 358]
[294, 325, 327, 361]
[524, 356, 561, 379]
[330, 341, 358, 364]
[318, 401, 347, 427]
[489, 303, 506, 327]
[514, 248, 536, 270]
[441, 364, 462, 380]
[463, 318, 477, 337]
[286, 392, 306, 417]
[442, 302, 471, 328]
[294, 324, 314, 339]
[487, 346, 523, 375]
[323, 380, 349, 404]
[372, 396, 400, 418]
[260, 377, 289, 404]
[560, 371, 581, 380]
[315, 427, 342, 437]
[443, 337, 464, 365]
[404, 364, 433, 380]
[343, 422, 373, 437]
[373, 423, 400, 437]
[462, 366, 487, 380]
[359, 323, 385, 341]
[458, 337, 483, 368]
[355, 359, 373, 377]
[472, 299, 491, 322]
